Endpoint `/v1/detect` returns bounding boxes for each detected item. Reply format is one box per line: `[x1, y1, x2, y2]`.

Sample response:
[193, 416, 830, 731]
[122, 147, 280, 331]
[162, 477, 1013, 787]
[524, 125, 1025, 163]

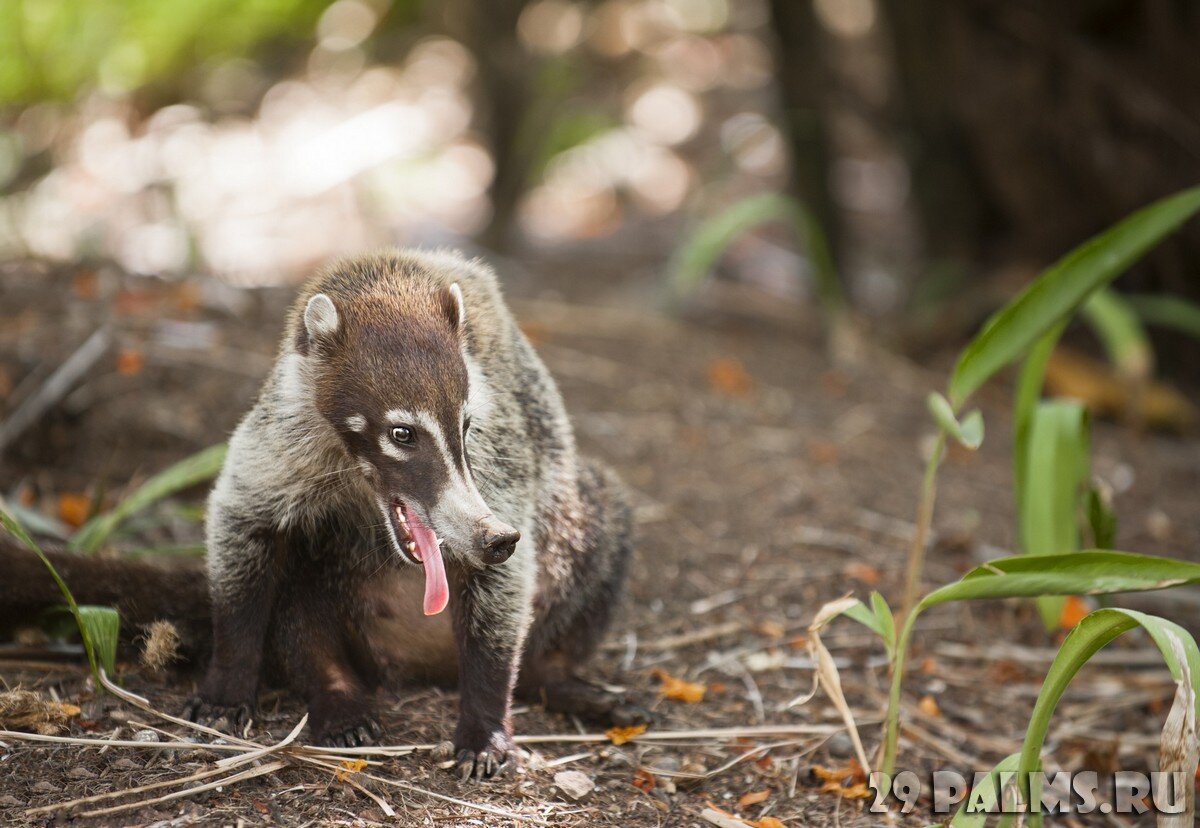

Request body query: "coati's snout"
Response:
[477, 520, 520, 565]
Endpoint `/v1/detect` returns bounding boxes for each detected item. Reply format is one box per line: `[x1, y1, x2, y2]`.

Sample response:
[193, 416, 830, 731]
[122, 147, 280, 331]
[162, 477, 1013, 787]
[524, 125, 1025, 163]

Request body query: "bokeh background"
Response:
[2, 0, 1199, 336]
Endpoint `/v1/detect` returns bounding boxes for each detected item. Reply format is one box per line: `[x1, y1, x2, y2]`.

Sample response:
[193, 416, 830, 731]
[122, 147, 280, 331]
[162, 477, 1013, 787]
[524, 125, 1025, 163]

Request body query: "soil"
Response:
[1, 251, 1198, 826]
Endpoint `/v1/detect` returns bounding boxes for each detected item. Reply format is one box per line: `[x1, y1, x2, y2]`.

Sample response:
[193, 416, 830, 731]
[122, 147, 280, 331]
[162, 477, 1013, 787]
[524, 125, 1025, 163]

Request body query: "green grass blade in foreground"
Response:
[947, 186, 1200, 408]
[78, 606, 120, 676]
[950, 753, 1020, 827]
[1016, 608, 1200, 827]
[920, 551, 1200, 609]
[842, 592, 896, 658]
[0, 502, 103, 683]
[1081, 288, 1153, 379]
[665, 192, 843, 313]
[927, 392, 983, 449]
[71, 443, 227, 553]
[1126, 293, 1200, 340]
[1012, 321, 1067, 529]
[1019, 400, 1090, 628]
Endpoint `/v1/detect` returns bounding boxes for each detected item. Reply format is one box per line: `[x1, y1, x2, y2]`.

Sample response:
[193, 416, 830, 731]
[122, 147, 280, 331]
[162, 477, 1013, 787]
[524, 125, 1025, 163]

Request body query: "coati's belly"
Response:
[360, 567, 459, 683]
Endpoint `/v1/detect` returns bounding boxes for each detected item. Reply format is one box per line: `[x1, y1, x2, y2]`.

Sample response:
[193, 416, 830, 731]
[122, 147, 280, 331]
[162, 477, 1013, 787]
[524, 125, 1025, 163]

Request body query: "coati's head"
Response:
[295, 274, 519, 616]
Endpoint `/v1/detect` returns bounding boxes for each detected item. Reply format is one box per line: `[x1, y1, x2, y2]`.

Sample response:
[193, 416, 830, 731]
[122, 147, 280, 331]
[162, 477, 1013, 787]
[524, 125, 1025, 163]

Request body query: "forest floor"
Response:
[1, 250, 1199, 827]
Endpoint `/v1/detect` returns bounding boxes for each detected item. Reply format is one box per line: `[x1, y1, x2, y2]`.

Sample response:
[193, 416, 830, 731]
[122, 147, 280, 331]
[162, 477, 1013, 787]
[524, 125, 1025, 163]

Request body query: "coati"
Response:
[0, 249, 643, 780]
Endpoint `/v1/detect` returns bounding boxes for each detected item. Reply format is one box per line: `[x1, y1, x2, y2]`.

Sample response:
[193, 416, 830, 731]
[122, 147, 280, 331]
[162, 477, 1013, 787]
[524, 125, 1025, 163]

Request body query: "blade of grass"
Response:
[927, 392, 983, 449]
[1012, 320, 1067, 532]
[71, 444, 226, 553]
[1015, 609, 1199, 826]
[1126, 293, 1200, 340]
[947, 186, 1200, 408]
[1019, 400, 1090, 628]
[0, 501, 103, 685]
[1081, 287, 1153, 379]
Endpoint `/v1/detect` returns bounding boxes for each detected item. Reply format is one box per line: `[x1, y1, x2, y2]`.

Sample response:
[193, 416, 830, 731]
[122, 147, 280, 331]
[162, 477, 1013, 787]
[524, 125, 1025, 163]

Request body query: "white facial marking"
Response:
[464, 352, 494, 422]
[449, 282, 466, 329]
[277, 353, 309, 403]
[345, 414, 367, 432]
[378, 433, 410, 462]
[303, 293, 339, 338]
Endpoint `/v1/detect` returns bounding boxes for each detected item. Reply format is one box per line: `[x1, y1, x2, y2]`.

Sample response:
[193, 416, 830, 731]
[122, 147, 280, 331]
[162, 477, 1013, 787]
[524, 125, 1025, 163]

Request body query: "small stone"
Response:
[0, 794, 24, 807]
[112, 757, 142, 771]
[66, 767, 96, 780]
[825, 732, 854, 757]
[553, 770, 595, 800]
[31, 781, 57, 794]
[134, 729, 160, 743]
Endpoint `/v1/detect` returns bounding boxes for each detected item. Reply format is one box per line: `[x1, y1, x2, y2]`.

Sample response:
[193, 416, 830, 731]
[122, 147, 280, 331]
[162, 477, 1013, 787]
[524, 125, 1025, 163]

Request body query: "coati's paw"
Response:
[181, 696, 254, 736]
[452, 726, 515, 781]
[316, 716, 383, 748]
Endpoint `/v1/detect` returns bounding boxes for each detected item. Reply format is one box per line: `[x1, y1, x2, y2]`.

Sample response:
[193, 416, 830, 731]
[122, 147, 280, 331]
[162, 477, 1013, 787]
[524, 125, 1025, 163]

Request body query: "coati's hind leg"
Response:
[268, 572, 384, 748]
[518, 460, 650, 727]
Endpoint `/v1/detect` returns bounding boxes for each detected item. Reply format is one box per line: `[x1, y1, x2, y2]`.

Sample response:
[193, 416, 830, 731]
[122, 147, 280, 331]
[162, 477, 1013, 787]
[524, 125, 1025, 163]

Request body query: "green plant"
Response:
[0, 503, 119, 684]
[1126, 293, 1200, 341]
[665, 192, 843, 319]
[71, 443, 226, 554]
[804, 187, 1200, 798]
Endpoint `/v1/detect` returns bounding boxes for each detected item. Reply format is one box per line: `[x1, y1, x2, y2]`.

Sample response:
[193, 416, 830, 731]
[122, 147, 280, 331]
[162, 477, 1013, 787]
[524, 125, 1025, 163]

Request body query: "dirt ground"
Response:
[1, 251, 1199, 826]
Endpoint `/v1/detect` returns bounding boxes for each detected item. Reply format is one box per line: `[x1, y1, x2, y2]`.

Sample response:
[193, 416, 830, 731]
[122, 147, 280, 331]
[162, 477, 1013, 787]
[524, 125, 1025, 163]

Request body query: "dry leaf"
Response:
[819, 780, 872, 800]
[918, 656, 938, 675]
[811, 760, 865, 785]
[738, 789, 771, 808]
[606, 723, 648, 745]
[917, 695, 941, 717]
[707, 357, 755, 397]
[1058, 595, 1091, 629]
[754, 818, 786, 828]
[843, 562, 881, 585]
[632, 767, 656, 792]
[57, 493, 91, 528]
[335, 758, 368, 780]
[787, 634, 808, 650]
[1045, 348, 1197, 432]
[651, 668, 706, 703]
[0, 689, 80, 735]
[116, 349, 144, 377]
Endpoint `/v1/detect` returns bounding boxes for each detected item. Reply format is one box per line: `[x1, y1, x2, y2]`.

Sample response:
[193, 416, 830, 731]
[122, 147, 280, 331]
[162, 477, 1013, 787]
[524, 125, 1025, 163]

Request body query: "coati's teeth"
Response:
[405, 541, 417, 553]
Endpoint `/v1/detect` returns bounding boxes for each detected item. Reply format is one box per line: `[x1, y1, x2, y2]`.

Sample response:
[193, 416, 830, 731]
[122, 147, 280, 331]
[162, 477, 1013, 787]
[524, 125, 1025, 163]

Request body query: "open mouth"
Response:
[387, 499, 450, 616]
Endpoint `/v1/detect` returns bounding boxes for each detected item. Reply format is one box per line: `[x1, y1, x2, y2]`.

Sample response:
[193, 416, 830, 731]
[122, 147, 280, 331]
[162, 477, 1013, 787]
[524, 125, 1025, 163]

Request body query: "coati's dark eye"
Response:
[390, 426, 415, 445]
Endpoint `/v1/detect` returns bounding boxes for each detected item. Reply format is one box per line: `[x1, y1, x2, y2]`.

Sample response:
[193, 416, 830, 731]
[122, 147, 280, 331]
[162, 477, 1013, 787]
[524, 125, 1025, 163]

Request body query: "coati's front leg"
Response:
[451, 564, 533, 781]
[184, 525, 281, 730]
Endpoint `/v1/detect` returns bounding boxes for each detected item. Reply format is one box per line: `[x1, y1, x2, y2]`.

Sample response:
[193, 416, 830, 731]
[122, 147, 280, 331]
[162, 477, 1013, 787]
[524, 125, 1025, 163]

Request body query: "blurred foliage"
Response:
[0, 0, 332, 104]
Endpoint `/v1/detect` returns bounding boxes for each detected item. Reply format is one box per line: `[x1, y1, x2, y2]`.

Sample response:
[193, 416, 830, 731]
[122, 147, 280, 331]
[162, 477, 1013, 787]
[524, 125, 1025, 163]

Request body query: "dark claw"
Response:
[317, 716, 382, 749]
[182, 696, 253, 734]
[455, 748, 510, 781]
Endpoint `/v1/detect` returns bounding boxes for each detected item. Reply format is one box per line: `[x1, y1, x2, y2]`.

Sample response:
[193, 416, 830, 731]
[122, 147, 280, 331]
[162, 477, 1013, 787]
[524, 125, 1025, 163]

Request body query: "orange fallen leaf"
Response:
[632, 767, 656, 792]
[812, 759, 865, 785]
[116, 349, 144, 377]
[1058, 595, 1091, 629]
[753, 818, 786, 828]
[918, 656, 938, 675]
[819, 780, 872, 800]
[57, 493, 91, 528]
[918, 695, 941, 717]
[651, 668, 706, 703]
[707, 357, 755, 397]
[335, 758, 367, 780]
[787, 634, 808, 650]
[738, 789, 771, 808]
[843, 562, 881, 585]
[606, 723, 647, 745]
[808, 440, 839, 466]
[758, 620, 785, 638]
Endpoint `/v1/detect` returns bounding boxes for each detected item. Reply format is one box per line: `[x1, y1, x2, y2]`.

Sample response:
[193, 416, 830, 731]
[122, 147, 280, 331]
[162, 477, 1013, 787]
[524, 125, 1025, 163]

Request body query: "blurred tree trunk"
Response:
[766, 0, 844, 276]
[443, 0, 533, 251]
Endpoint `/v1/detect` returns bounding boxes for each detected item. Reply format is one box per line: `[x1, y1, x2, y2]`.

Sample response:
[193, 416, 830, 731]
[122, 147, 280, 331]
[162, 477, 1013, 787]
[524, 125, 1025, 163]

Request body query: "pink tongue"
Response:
[401, 506, 448, 616]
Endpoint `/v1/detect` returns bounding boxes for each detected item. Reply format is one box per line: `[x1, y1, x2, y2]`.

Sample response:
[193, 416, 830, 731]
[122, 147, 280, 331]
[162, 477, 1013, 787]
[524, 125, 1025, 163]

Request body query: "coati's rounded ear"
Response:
[442, 282, 466, 332]
[303, 293, 340, 339]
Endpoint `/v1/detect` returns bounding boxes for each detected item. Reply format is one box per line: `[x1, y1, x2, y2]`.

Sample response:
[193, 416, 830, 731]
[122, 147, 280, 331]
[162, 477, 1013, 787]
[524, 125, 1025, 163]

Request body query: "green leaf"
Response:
[950, 753, 1020, 827]
[947, 186, 1200, 408]
[842, 592, 896, 659]
[1018, 400, 1090, 628]
[666, 192, 843, 314]
[1126, 293, 1200, 341]
[1012, 321, 1067, 536]
[78, 606, 120, 676]
[927, 392, 984, 449]
[1015, 609, 1200, 825]
[71, 443, 226, 553]
[921, 551, 1200, 610]
[1081, 288, 1153, 379]
[0, 501, 102, 685]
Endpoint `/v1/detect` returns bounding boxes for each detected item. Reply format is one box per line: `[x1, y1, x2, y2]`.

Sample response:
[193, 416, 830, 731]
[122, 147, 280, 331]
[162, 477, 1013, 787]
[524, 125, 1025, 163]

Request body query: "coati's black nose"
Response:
[480, 528, 520, 565]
